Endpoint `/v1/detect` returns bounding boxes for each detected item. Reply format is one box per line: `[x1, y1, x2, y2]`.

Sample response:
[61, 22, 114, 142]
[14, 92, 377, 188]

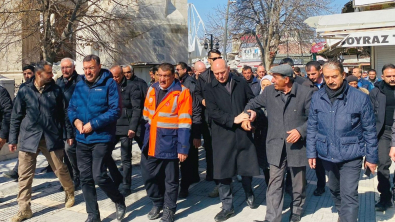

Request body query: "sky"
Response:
[188, 0, 348, 30]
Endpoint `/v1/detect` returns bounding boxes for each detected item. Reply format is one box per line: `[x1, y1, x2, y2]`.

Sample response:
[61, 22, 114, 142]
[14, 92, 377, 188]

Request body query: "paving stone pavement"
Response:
[0, 142, 394, 222]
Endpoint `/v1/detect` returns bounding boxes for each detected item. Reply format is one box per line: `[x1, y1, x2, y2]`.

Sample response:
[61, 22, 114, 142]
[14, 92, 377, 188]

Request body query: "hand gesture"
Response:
[241, 120, 252, 131]
[364, 161, 377, 175]
[193, 139, 201, 148]
[286, 129, 301, 143]
[308, 158, 316, 169]
[74, 119, 84, 133]
[234, 112, 250, 124]
[67, 138, 74, 146]
[390, 147, 395, 162]
[178, 153, 188, 162]
[0, 138, 6, 149]
[9, 144, 17, 152]
[246, 110, 257, 122]
[128, 130, 136, 139]
[81, 122, 93, 134]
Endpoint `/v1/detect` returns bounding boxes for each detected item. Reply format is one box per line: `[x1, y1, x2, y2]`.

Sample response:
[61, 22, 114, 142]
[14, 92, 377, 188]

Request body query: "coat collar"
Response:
[274, 82, 298, 97]
[26, 76, 56, 93]
[317, 81, 350, 104]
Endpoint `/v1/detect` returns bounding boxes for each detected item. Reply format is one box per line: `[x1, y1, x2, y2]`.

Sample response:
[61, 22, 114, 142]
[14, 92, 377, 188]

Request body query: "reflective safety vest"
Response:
[142, 81, 192, 159]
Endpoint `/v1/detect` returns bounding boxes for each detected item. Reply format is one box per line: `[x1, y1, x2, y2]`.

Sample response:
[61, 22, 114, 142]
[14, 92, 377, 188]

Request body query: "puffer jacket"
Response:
[306, 83, 378, 164]
[68, 69, 121, 144]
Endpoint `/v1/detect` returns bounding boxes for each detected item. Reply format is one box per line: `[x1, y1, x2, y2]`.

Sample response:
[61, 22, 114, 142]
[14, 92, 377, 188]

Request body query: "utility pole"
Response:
[223, 1, 235, 62]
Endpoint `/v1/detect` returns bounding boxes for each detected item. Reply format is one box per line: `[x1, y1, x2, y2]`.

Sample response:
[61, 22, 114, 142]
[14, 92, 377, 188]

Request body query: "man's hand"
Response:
[286, 129, 301, 143]
[9, 144, 17, 152]
[74, 119, 84, 133]
[0, 138, 6, 149]
[234, 112, 250, 124]
[67, 138, 74, 146]
[178, 153, 188, 162]
[246, 110, 257, 122]
[202, 99, 206, 107]
[128, 130, 136, 139]
[390, 147, 395, 162]
[364, 161, 377, 175]
[308, 158, 316, 169]
[241, 120, 252, 131]
[81, 122, 93, 134]
[193, 139, 201, 148]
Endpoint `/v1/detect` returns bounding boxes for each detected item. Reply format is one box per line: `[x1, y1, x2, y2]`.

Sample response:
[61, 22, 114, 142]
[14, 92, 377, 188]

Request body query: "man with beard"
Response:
[9, 61, 75, 222]
[205, 59, 259, 221]
[3, 65, 35, 180]
[370, 64, 395, 211]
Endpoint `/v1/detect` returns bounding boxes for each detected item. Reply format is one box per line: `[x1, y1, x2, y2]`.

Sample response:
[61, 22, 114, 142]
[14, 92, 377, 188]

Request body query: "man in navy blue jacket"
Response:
[307, 61, 378, 222]
[68, 55, 126, 222]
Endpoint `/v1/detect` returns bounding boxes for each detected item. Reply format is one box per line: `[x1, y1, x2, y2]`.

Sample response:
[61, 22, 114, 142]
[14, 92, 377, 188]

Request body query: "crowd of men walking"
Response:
[0, 50, 394, 222]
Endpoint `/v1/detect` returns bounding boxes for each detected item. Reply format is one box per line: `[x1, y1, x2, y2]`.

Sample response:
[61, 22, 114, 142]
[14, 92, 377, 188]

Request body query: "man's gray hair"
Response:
[35, 61, 52, 74]
[122, 64, 134, 72]
[61, 58, 75, 67]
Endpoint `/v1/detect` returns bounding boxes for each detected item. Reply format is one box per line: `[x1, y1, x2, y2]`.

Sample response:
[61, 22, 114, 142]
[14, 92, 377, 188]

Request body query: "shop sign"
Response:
[354, 0, 394, 7]
[340, 31, 395, 47]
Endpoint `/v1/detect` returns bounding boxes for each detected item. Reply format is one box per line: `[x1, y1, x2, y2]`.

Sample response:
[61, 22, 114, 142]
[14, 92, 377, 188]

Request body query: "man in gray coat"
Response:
[242, 64, 313, 222]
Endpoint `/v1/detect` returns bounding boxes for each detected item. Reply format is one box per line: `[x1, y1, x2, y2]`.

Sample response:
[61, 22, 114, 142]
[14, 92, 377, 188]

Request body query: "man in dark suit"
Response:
[205, 59, 260, 222]
[243, 64, 313, 222]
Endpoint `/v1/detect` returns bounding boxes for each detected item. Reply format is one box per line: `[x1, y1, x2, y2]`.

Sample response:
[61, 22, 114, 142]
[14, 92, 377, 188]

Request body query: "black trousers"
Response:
[141, 151, 179, 210]
[322, 157, 362, 222]
[180, 138, 200, 189]
[202, 122, 213, 179]
[115, 136, 132, 190]
[65, 141, 79, 179]
[377, 129, 393, 201]
[315, 157, 326, 189]
[77, 142, 124, 217]
[218, 176, 253, 210]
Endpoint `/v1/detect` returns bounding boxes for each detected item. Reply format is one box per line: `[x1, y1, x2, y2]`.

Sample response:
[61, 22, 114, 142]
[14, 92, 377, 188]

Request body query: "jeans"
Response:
[77, 142, 124, 217]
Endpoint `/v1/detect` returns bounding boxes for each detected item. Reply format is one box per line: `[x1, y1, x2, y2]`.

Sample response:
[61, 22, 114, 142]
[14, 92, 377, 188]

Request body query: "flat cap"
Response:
[346, 75, 358, 83]
[269, 64, 294, 77]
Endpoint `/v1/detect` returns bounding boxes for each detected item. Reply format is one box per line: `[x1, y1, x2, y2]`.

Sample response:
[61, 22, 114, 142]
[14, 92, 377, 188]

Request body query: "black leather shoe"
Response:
[246, 194, 256, 209]
[115, 202, 126, 220]
[159, 206, 175, 222]
[178, 187, 189, 198]
[120, 188, 132, 197]
[289, 214, 301, 222]
[375, 199, 393, 211]
[214, 208, 234, 222]
[85, 214, 101, 222]
[313, 187, 325, 196]
[147, 206, 162, 220]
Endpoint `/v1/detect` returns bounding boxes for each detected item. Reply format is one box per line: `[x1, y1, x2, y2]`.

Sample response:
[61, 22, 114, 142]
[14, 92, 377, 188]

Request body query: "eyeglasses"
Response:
[209, 57, 222, 61]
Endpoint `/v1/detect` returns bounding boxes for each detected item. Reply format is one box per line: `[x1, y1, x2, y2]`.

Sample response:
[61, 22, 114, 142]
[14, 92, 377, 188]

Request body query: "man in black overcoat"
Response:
[243, 64, 313, 222]
[205, 59, 260, 222]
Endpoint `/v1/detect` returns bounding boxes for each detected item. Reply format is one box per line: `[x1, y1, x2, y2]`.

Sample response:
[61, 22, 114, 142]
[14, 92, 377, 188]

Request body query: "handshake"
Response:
[234, 110, 256, 131]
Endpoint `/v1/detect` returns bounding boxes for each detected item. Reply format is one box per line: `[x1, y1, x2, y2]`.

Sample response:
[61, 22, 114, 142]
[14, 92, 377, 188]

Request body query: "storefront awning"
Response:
[304, 8, 395, 33]
[338, 30, 395, 47]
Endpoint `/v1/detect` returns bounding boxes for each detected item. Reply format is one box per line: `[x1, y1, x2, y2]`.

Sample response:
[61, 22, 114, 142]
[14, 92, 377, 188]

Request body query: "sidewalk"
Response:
[0, 142, 393, 222]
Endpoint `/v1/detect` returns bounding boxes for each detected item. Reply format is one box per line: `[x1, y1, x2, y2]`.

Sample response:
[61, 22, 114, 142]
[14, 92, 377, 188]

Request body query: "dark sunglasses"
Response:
[209, 56, 222, 61]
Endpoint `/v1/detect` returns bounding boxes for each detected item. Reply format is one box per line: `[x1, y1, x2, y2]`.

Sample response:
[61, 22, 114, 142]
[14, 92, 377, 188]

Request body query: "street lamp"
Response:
[223, 0, 236, 61]
[204, 34, 220, 50]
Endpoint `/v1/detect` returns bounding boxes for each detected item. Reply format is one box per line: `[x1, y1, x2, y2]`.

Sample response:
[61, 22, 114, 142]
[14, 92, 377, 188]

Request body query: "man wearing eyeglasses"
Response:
[56, 58, 83, 191]
[195, 49, 222, 197]
[68, 55, 126, 222]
